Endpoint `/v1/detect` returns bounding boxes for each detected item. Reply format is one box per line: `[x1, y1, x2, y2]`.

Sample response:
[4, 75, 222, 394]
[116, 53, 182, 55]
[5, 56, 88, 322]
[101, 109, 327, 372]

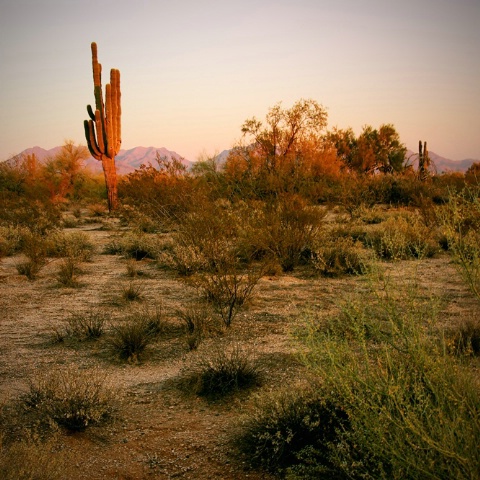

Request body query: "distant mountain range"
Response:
[11, 146, 192, 175]
[7, 146, 478, 174]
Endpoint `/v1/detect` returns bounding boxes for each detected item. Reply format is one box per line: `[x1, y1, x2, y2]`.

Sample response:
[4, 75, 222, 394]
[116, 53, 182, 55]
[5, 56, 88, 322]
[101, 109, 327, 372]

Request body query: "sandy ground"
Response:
[0, 219, 478, 479]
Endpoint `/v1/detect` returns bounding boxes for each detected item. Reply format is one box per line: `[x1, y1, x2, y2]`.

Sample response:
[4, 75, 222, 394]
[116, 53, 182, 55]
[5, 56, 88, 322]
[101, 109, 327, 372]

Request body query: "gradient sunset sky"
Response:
[1, 0, 479, 162]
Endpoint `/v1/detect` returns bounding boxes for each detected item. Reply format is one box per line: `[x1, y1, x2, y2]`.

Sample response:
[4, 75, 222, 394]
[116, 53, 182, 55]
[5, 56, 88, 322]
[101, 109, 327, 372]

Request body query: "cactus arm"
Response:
[87, 104, 95, 121]
[84, 120, 102, 160]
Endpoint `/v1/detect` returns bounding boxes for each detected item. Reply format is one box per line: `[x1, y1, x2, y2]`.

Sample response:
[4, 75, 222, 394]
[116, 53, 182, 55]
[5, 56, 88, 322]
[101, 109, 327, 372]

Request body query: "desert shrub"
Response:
[240, 196, 324, 272]
[445, 317, 480, 357]
[191, 266, 263, 327]
[0, 225, 29, 256]
[55, 257, 81, 287]
[104, 231, 162, 260]
[45, 231, 95, 261]
[437, 186, 480, 299]
[0, 435, 71, 480]
[236, 386, 349, 476]
[188, 342, 261, 400]
[310, 234, 371, 276]
[15, 230, 48, 280]
[294, 278, 480, 479]
[21, 365, 116, 432]
[171, 199, 241, 274]
[364, 212, 438, 260]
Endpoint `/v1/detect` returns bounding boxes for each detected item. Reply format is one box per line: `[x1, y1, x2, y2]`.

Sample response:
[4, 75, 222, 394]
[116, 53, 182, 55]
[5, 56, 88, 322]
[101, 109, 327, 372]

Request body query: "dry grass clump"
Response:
[108, 307, 163, 361]
[21, 365, 117, 432]
[176, 302, 220, 350]
[186, 342, 261, 400]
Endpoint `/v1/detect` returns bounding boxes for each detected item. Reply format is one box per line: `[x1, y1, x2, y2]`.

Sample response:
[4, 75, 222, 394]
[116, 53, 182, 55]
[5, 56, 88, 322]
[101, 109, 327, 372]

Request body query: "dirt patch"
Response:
[1, 222, 479, 479]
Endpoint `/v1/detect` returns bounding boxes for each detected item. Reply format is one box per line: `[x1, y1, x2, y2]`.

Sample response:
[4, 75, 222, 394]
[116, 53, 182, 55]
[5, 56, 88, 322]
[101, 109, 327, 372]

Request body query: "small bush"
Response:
[189, 343, 261, 399]
[45, 231, 95, 261]
[104, 232, 161, 260]
[236, 386, 349, 476]
[15, 230, 48, 280]
[446, 317, 480, 356]
[310, 235, 371, 276]
[55, 257, 81, 287]
[364, 213, 438, 260]
[192, 266, 263, 327]
[21, 365, 116, 432]
[176, 303, 218, 350]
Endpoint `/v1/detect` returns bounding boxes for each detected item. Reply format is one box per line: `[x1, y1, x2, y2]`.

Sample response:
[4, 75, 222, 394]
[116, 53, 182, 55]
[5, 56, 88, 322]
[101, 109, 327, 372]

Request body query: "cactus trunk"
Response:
[84, 42, 121, 211]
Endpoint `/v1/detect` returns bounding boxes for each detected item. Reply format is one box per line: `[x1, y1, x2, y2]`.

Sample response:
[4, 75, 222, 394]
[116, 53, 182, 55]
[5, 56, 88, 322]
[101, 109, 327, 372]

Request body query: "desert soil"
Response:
[0, 218, 479, 479]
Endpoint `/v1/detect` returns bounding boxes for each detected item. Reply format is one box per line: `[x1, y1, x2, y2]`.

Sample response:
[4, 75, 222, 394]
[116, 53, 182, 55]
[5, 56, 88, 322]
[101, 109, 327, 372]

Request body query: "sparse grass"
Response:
[65, 311, 107, 340]
[107, 309, 162, 361]
[121, 281, 144, 302]
[21, 365, 117, 432]
[176, 302, 219, 350]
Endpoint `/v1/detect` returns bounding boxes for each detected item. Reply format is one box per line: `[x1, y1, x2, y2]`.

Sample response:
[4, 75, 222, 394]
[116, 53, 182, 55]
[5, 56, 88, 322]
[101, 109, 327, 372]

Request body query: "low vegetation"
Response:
[1, 101, 479, 478]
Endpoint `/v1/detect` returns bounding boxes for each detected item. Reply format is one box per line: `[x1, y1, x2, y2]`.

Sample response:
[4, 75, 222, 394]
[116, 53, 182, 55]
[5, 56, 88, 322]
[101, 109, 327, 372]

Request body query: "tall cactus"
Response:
[418, 140, 430, 181]
[84, 42, 121, 211]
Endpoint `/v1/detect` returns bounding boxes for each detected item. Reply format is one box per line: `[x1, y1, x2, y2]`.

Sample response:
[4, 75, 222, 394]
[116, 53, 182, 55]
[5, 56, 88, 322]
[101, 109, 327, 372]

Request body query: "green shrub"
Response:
[121, 281, 144, 302]
[364, 212, 438, 260]
[445, 317, 480, 357]
[104, 232, 161, 260]
[310, 235, 371, 276]
[176, 302, 218, 350]
[437, 186, 480, 299]
[21, 365, 116, 432]
[236, 386, 349, 476]
[55, 257, 81, 287]
[15, 230, 48, 280]
[295, 278, 480, 479]
[189, 343, 261, 399]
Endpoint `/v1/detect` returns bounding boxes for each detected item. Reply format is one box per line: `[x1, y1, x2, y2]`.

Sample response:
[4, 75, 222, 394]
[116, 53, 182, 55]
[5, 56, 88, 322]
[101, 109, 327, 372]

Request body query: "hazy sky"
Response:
[1, 0, 479, 162]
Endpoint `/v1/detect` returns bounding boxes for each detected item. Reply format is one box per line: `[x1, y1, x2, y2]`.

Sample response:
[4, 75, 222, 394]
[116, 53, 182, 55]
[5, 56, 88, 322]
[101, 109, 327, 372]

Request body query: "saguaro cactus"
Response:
[84, 42, 121, 211]
[418, 140, 430, 181]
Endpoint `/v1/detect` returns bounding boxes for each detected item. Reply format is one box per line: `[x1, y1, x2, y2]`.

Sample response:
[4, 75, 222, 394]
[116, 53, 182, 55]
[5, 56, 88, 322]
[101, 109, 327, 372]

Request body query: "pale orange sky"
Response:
[1, 0, 479, 162]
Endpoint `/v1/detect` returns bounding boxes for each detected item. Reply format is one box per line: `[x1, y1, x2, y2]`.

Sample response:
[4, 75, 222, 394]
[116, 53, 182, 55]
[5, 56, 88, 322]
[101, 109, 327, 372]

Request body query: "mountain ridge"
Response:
[7, 146, 478, 174]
